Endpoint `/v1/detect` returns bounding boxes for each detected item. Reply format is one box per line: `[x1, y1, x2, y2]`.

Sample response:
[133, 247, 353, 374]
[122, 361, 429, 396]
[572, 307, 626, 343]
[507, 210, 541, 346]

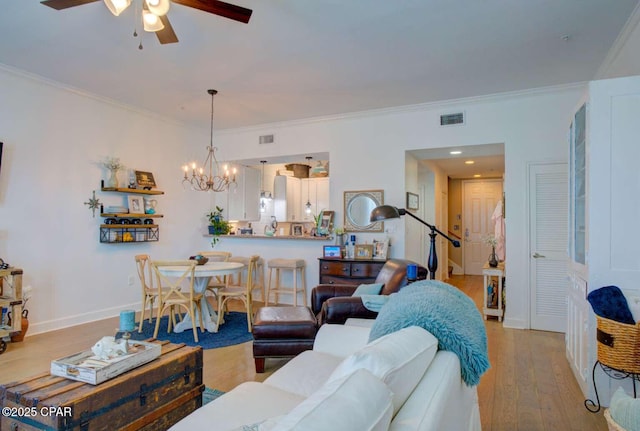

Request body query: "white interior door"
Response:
[529, 163, 569, 332]
[463, 180, 503, 275]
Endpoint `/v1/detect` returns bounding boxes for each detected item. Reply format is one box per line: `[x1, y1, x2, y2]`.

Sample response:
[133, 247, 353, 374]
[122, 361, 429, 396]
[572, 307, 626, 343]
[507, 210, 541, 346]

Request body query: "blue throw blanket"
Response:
[369, 280, 490, 386]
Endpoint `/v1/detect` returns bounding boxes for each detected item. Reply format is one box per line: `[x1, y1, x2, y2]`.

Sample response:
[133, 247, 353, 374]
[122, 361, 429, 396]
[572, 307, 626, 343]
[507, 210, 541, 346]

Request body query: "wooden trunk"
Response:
[0, 341, 203, 431]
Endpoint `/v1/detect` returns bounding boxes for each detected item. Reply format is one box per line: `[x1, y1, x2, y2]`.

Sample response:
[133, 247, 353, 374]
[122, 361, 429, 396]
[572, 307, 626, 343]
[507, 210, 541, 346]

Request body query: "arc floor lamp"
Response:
[370, 205, 461, 280]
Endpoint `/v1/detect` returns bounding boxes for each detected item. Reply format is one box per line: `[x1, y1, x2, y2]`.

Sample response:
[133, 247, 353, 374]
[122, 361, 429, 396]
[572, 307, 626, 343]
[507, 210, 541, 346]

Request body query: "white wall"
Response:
[1, 62, 585, 334]
[216, 85, 585, 329]
[0, 66, 215, 334]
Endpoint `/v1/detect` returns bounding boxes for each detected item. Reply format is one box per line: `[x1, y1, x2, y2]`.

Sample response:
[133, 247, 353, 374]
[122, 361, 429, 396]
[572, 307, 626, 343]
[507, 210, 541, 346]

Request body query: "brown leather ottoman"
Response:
[252, 306, 318, 373]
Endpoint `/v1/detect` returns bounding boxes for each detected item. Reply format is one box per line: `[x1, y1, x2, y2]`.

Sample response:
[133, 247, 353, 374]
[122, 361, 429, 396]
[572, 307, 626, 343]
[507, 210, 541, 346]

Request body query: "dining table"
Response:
[157, 261, 244, 333]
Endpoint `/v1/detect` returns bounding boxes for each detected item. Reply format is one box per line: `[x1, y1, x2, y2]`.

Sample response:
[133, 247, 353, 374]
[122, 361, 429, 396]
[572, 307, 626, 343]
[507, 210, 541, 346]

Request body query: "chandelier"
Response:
[182, 89, 237, 192]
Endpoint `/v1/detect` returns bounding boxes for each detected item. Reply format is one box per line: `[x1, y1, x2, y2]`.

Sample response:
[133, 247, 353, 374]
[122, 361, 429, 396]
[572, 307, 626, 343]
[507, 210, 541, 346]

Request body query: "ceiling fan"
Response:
[40, 0, 252, 45]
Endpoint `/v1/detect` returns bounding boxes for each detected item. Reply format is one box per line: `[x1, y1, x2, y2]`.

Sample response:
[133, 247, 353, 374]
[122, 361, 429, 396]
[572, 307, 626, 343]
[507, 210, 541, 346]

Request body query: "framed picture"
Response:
[127, 195, 144, 214]
[373, 239, 389, 260]
[406, 192, 419, 210]
[291, 223, 305, 237]
[354, 244, 374, 260]
[317, 210, 334, 235]
[323, 245, 343, 259]
[135, 170, 156, 189]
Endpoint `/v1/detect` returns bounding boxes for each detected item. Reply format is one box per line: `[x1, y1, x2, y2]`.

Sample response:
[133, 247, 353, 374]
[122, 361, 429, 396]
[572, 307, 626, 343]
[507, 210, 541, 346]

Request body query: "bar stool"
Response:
[266, 258, 307, 306]
[228, 256, 266, 302]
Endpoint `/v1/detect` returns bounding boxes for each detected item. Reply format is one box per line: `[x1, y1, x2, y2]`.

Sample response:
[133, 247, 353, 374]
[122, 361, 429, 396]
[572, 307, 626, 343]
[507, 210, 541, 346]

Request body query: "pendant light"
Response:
[305, 156, 312, 215]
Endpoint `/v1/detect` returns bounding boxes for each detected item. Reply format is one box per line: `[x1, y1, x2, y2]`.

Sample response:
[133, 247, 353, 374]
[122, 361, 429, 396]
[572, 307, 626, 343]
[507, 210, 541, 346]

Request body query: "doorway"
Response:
[462, 179, 503, 275]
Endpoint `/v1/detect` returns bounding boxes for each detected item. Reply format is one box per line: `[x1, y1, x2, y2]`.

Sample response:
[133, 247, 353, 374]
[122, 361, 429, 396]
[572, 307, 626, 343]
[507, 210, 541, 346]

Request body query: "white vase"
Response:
[107, 169, 119, 188]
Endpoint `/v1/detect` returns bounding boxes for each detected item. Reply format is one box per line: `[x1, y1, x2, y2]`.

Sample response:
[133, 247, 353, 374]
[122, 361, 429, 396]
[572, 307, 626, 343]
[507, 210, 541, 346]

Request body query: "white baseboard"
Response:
[28, 302, 141, 336]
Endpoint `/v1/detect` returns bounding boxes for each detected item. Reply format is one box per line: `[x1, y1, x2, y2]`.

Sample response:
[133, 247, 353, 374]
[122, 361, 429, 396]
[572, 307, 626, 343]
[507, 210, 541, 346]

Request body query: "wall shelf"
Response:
[100, 226, 159, 243]
[98, 181, 164, 244]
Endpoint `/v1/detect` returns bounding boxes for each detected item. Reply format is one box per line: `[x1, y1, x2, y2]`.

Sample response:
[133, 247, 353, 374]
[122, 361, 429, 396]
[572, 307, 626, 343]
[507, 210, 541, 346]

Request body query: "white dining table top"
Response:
[157, 261, 244, 277]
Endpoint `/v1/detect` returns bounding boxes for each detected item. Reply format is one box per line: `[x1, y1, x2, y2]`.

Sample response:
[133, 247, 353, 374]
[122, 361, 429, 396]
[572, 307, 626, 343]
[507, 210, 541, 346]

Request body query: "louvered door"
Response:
[529, 163, 569, 332]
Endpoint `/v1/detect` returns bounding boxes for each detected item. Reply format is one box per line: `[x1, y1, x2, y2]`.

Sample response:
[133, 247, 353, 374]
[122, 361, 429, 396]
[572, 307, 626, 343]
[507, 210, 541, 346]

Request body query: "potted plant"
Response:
[207, 206, 231, 246]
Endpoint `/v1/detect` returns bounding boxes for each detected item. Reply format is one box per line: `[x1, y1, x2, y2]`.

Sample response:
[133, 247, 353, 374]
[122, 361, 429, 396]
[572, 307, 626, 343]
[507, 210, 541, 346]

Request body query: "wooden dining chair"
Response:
[135, 254, 182, 333]
[197, 251, 232, 301]
[215, 255, 259, 333]
[227, 255, 266, 303]
[150, 260, 203, 342]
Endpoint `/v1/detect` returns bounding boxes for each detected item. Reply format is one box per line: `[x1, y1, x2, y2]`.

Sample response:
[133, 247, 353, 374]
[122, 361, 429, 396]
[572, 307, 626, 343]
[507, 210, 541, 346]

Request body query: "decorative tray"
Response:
[51, 340, 161, 385]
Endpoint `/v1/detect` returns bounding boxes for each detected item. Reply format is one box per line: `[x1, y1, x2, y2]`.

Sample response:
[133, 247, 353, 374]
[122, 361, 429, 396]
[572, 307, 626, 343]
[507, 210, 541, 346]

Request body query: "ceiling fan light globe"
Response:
[104, 0, 131, 16]
[143, 10, 164, 32]
[145, 0, 170, 17]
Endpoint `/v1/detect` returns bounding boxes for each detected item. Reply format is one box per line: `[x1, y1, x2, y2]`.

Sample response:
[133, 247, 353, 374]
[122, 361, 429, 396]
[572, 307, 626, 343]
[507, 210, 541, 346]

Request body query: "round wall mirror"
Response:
[344, 190, 384, 232]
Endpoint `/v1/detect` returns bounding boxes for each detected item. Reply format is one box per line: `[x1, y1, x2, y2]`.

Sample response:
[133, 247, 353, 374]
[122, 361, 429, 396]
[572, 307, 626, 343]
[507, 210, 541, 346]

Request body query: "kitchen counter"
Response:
[204, 234, 332, 241]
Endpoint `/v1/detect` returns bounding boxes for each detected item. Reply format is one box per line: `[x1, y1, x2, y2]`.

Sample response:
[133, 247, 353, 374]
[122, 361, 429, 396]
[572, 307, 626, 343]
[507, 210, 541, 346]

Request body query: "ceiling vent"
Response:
[259, 134, 274, 145]
[440, 112, 465, 126]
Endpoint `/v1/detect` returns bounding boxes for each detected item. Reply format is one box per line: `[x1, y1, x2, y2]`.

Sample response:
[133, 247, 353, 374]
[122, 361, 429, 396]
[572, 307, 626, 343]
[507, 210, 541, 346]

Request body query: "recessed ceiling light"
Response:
[465, 160, 475, 165]
[450, 151, 462, 155]
[473, 174, 481, 178]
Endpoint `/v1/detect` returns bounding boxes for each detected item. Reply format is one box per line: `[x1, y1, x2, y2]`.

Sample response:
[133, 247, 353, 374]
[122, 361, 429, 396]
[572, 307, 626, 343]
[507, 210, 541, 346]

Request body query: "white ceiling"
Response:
[2, 1, 639, 178]
[1, 0, 638, 136]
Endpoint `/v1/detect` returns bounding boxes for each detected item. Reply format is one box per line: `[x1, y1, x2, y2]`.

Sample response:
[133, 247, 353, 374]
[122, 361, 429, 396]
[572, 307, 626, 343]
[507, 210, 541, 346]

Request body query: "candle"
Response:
[407, 264, 418, 281]
[119, 310, 135, 332]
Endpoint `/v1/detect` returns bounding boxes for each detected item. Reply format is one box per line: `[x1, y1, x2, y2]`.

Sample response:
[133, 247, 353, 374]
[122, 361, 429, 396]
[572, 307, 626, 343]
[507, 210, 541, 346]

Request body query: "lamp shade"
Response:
[145, 0, 170, 16]
[370, 205, 401, 222]
[104, 0, 131, 16]
[143, 10, 165, 32]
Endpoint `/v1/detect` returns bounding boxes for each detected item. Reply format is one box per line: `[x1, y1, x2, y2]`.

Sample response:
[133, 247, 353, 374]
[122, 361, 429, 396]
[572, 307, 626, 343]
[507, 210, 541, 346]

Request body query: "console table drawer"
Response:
[318, 258, 386, 286]
[320, 261, 350, 276]
[351, 262, 384, 278]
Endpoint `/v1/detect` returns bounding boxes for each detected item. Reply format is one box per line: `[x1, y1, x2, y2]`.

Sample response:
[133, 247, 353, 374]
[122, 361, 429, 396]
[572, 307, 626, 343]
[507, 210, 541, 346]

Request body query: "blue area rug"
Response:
[203, 388, 225, 405]
[130, 312, 253, 349]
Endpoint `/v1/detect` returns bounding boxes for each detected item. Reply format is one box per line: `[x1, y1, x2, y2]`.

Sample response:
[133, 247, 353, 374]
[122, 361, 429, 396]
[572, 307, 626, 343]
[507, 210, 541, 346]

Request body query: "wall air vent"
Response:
[259, 134, 275, 145]
[440, 112, 465, 126]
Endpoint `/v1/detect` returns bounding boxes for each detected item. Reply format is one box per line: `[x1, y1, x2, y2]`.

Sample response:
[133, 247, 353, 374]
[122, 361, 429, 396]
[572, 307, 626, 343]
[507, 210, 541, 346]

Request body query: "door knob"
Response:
[533, 252, 546, 259]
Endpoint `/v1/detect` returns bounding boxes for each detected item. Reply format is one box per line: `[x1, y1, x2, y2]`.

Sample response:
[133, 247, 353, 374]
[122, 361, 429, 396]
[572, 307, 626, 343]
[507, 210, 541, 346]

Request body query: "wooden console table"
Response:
[483, 262, 505, 321]
[318, 258, 385, 285]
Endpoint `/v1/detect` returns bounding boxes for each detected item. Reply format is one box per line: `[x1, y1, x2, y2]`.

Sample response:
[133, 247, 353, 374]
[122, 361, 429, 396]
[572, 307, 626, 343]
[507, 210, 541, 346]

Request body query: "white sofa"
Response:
[170, 321, 481, 431]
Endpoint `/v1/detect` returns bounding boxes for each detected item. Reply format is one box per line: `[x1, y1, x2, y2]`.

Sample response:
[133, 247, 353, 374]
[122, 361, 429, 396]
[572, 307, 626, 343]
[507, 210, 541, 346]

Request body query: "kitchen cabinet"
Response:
[565, 76, 640, 403]
[274, 175, 301, 221]
[225, 166, 261, 221]
[300, 178, 329, 221]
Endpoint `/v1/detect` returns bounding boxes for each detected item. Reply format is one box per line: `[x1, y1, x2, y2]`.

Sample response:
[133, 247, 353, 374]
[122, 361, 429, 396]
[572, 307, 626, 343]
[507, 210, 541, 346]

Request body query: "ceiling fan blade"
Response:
[41, 0, 100, 10]
[172, 0, 252, 23]
[156, 15, 179, 44]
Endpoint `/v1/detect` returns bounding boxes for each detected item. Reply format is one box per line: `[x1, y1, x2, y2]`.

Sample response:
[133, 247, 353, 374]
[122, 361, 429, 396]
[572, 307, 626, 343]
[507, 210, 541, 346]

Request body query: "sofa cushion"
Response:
[369, 281, 490, 387]
[168, 382, 304, 431]
[327, 325, 438, 414]
[264, 350, 344, 398]
[271, 368, 394, 431]
[313, 324, 371, 357]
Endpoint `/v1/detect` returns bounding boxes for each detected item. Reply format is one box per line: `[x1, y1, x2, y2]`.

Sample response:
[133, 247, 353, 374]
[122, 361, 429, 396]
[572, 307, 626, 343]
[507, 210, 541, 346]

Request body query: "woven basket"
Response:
[604, 409, 628, 431]
[596, 315, 640, 373]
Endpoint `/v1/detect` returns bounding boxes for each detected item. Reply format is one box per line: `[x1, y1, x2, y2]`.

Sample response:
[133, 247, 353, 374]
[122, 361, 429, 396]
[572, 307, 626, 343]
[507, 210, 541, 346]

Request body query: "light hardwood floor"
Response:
[0, 275, 606, 430]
